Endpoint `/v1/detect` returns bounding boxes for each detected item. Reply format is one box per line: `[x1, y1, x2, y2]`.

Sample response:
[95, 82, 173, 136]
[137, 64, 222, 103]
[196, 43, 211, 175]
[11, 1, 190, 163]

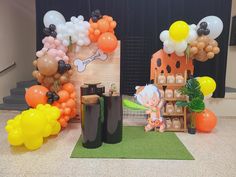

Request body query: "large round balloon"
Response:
[169, 21, 189, 42]
[43, 10, 66, 27]
[37, 55, 58, 76]
[97, 32, 118, 53]
[25, 85, 49, 108]
[196, 109, 217, 132]
[197, 16, 223, 39]
[197, 76, 216, 96]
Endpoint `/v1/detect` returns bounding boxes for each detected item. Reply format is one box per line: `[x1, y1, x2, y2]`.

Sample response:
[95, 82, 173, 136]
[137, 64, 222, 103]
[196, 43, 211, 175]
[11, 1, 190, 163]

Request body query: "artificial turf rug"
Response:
[71, 126, 194, 160]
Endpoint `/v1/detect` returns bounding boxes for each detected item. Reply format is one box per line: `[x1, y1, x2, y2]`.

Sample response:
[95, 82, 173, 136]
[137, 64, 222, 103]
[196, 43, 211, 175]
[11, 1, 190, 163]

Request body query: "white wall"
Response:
[0, 0, 36, 102]
[226, 0, 236, 88]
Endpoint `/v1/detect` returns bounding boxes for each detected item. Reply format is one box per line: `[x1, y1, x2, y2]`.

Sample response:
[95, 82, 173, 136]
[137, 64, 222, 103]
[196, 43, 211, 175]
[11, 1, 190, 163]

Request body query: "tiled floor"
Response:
[0, 111, 236, 177]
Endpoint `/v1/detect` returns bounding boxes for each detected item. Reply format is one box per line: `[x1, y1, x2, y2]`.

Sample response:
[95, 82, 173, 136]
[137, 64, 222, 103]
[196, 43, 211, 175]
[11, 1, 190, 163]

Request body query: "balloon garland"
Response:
[159, 16, 223, 61]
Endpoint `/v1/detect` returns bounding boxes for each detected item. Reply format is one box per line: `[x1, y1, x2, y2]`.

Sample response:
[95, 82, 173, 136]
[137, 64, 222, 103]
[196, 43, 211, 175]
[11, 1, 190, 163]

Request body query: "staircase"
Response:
[0, 80, 38, 111]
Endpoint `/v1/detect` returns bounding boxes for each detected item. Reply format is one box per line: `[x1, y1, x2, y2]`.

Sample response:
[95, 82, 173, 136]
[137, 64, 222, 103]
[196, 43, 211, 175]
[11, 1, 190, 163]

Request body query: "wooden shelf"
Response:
[155, 83, 186, 87]
[163, 113, 184, 116]
[164, 97, 187, 101]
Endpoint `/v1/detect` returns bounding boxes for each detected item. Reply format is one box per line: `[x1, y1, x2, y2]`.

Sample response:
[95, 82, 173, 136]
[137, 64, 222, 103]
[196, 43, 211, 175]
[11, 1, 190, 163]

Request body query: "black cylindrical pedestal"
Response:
[81, 103, 102, 148]
[103, 95, 123, 144]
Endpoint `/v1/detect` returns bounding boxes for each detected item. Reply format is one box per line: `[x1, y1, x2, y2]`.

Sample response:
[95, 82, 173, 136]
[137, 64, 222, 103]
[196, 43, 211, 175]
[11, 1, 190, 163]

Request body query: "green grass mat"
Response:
[71, 126, 194, 160]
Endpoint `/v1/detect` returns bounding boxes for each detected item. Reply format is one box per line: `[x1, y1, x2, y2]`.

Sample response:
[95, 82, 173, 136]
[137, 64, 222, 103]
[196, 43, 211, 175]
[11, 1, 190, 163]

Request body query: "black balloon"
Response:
[200, 22, 208, 29]
[50, 31, 57, 38]
[197, 28, 204, 36]
[203, 28, 210, 35]
[46, 91, 60, 104]
[46, 91, 53, 97]
[91, 9, 102, 22]
[43, 28, 51, 35]
[47, 98, 53, 104]
[49, 24, 56, 31]
[58, 60, 71, 74]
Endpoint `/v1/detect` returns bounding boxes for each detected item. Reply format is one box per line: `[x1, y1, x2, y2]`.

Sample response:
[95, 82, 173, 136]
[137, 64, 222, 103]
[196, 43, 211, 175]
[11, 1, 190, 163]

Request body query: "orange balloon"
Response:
[110, 21, 117, 29]
[97, 19, 109, 33]
[59, 118, 67, 127]
[62, 83, 75, 94]
[89, 34, 99, 42]
[66, 99, 76, 108]
[70, 92, 76, 99]
[97, 32, 118, 53]
[63, 115, 70, 121]
[196, 109, 217, 132]
[25, 85, 48, 108]
[94, 29, 101, 36]
[52, 101, 60, 107]
[64, 107, 71, 115]
[70, 108, 77, 117]
[58, 90, 70, 103]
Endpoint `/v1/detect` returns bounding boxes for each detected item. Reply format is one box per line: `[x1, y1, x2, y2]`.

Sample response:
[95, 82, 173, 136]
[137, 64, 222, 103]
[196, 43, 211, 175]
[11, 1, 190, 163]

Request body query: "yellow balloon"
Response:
[169, 21, 189, 42]
[8, 131, 23, 146]
[197, 76, 216, 96]
[24, 138, 43, 150]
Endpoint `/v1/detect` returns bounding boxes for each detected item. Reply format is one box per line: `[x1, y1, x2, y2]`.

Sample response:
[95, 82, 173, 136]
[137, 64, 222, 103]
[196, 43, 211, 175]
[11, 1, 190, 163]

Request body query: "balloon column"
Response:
[196, 76, 217, 132]
[159, 16, 223, 61]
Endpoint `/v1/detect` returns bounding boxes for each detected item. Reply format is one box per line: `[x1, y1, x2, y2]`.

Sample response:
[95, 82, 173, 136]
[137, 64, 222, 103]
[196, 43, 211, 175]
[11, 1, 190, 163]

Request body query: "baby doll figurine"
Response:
[135, 84, 165, 132]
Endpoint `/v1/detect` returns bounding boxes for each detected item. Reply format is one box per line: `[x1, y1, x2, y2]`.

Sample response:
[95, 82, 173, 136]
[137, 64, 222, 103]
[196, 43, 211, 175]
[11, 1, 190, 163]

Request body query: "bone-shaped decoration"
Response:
[73, 49, 108, 72]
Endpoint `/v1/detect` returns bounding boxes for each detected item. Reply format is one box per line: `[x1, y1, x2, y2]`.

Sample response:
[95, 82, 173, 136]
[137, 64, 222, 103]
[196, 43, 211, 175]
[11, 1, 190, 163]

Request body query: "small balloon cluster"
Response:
[189, 36, 220, 62]
[52, 83, 77, 127]
[159, 16, 223, 61]
[46, 91, 60, 104]
[43, 24, 57, 38]
[5, 104, 61, 150]
[89, 10, 118, 53]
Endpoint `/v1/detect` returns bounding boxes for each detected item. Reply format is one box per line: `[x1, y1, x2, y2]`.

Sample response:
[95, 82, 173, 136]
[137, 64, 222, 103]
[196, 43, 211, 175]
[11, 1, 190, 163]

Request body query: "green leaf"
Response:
[123, 99, 147, 111]
[176, 101, 188, 107]
[188, 98, 205, 112]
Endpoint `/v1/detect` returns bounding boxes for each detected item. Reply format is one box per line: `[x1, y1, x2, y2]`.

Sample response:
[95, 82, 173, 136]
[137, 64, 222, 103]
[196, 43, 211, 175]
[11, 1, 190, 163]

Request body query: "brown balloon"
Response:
[37, 55, 58, 76]
[33, 60, 37, 67]
[32, 70, 39, 78]
[197, 42, 205, 50]
[195, 50, 208, 62]
[190, 40, 198, 47]
[209, 40, 218, 47]
[213, 47, 220, 54]
[36, 72, 44, 83]
[44, 76, 55, 84]
[54, 73, 61, 79]
[205, 45, 213, 52]
[59, 75, 69, 84]
[207, 52, 215, 59]
[68, 70, 73, 75]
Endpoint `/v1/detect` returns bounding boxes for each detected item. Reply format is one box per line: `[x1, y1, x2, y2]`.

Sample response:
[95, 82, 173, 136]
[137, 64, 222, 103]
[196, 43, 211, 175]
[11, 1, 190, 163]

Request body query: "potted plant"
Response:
[176, 78, 205, 134]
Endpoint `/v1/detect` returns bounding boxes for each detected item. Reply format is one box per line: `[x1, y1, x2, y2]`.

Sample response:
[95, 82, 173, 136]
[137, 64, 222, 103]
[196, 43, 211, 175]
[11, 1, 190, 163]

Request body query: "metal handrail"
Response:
[0, 62, 16, 74]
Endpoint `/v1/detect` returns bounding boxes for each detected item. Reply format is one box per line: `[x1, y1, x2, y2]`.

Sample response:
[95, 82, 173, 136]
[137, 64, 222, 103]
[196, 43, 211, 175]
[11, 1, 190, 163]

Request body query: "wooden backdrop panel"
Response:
[69, 41, 120, 117]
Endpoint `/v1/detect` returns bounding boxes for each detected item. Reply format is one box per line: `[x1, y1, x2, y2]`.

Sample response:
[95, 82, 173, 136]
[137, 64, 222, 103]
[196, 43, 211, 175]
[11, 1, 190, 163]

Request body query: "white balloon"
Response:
[77, 15, 84, 21]
[197, 16, 223, 39]
[163, 39, 175, 49]
[190, 24, 197, 30]
[187, 30, 197, 43]
[77, 40, 84, 46]
[70, 16, 77, 22]
[174, 41, 187, 53]
[160, 30, 169, 42]
[163, 45, 174, 54]
[62, 39, 69, 46]
[175, 51, 185, 57]
[43, 10, 66, 27]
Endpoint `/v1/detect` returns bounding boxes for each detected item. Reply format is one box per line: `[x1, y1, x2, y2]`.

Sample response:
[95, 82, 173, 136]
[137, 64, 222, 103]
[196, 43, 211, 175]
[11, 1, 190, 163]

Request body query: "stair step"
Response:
[0, 103, 29, 111]
[16, 80, 38, 88]
[3, 95, 26, 104]
[10, 88, 26, 96]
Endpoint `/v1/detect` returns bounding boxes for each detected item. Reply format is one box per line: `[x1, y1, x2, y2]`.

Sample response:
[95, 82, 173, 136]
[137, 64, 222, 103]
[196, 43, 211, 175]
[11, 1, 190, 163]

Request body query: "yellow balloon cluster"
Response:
[5, 104, 61, 150]
[169, 21, 189, 42]
[197, 76, 216, 96]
